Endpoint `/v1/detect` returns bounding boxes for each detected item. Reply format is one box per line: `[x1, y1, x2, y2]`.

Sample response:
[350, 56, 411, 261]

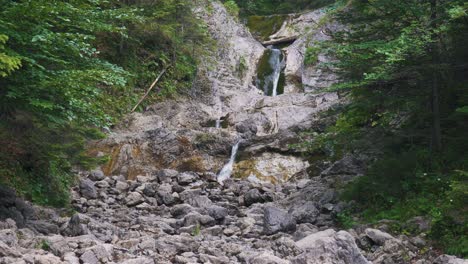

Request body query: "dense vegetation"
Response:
[0, 0, 210, 206]
[226, 0, 334, 16]
[300, 0, 467, 257]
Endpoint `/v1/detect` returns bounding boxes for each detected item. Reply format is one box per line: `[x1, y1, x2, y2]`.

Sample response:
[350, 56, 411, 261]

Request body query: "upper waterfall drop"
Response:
[217, 140, 241, 185]
[255, 46, 286, 96]
[269, 47, 283, 96]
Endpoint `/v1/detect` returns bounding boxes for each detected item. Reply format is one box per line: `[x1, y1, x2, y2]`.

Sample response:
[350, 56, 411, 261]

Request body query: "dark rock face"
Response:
[263, 206, 296, 235]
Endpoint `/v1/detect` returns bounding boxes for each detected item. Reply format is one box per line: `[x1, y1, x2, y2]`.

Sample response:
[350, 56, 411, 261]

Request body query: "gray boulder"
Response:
[288, 201, 320, 224]
[88, 169, 105, 181]
[125, 192, 144, 206]
[263, 206, 296, 235]
[433, 255, 468, 264]
[293, 229, 370, 264]
[365, 228, 394, 246]
[79, 179, 97, 199]
[244, 189, 264, 206]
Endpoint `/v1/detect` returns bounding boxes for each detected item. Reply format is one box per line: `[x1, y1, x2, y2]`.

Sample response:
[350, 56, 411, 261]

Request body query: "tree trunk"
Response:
[430, 0, 442, 152]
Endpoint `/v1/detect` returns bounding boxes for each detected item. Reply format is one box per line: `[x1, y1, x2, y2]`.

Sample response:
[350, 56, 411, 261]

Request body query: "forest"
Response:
[0, 0, 467, 261]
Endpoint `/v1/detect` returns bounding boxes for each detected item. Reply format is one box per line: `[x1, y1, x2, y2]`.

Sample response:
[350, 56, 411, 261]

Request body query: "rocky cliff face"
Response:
[88, 1, 344, 183]
[1, 1, 465, 263]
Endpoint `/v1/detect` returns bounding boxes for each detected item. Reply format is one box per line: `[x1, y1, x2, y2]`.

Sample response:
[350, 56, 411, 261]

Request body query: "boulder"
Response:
[62, 214, 88, 237]
[79, 179, 97, 199]
[288, 201, 320, 224]
[263, 206, 296, 235]
[365, 228, 394, 246]
[293, 229, 370, 264]
[433, 255, 468, 264]
[125, 192, 145, 206]
[244, 189, 264, 206]
[27, 220, 59, 235]
[207, 205, 228, 221]
[88, 169, 105, 181]
[247, 252, 290, 264]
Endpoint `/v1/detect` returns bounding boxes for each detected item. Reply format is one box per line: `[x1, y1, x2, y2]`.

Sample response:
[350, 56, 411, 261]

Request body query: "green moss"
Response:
[246, 15, 288, 41]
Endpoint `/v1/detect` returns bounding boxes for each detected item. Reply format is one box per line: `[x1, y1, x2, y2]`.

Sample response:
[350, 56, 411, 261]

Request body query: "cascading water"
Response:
[256, 46, 285, 96]
[215, 119, 222, 129]
[269, 48, 283, 96]
[217, 140, 241, 185]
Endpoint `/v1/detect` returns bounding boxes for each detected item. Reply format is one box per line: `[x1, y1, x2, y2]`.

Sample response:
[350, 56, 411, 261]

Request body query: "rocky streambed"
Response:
[1, 167, 465, 264]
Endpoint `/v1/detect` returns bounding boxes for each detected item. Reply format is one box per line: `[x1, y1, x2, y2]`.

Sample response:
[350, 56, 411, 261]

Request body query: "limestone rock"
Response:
[365, 228, 395, 246]
[80, 179, 98, 199]
[125, 192, 144, 206]
[293, 229, 370, 264]
[263, 206, 296, 235]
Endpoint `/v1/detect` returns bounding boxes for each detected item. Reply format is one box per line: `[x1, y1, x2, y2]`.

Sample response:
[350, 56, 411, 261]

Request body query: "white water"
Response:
[215, 118, 221, 129]
[268, 47, 283, 96]
[217, 140, 241, 185]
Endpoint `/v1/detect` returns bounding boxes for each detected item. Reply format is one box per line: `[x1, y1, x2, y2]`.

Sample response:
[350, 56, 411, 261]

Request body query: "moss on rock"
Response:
[247, 15, 288, 41]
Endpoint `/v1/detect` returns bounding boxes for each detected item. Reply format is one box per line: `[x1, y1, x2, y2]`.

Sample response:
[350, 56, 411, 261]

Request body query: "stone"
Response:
[27, 220, 59, 235]
[89, 169, 105, 181]
[207, 205, 228, 220]
[171, 204, 194, 218]
[115, 181, 129, 192]
[80, 179, 98, 199]
[125, 192, 144, 206]
[63, 252, 80, 264]
[433, 255, 468, 264]
[263, 206, 296, 235]
[0, 229, 17, 247]
[177, 172, 198, 185]
[248, 252, 290, 264]
[157, 169, 179, 183]
[62, 214, 88, 237]
[121, 257, 155, 264]
[293, 229, 370, 264]
[80, 250, 99, 264]
[244, 189, 264, 206]
[288, 201, 320, 224]
[365, 228, 395, 246]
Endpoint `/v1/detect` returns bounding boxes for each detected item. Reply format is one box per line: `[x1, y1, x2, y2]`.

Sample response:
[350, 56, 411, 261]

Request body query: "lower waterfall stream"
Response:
[217, 140, 241, 184]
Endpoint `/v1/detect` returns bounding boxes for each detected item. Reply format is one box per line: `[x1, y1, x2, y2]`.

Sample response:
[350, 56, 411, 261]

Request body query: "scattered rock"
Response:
[263, 206, 296, 235]
[80, 179, 98, 199]
[365, 228, 394, 246]
[294, 229, 370, 264]
[125, 192, 145, 206]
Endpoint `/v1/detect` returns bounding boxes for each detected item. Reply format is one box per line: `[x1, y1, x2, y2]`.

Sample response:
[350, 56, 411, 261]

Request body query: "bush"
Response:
[224, 0, 240, 17]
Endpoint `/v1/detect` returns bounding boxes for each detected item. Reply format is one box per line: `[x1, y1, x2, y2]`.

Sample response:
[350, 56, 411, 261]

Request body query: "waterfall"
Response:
[217, 140, 241, 185]
[256, 46, 285, 96]
[269, 47, 283, 96]
[215, 118, 221, 129]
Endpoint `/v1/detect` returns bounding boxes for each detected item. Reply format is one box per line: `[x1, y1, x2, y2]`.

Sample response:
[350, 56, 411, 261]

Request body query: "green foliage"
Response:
[37, 239, 50, 251]
[304, 46, 321, 66]
[192, 222, 201, 236]
[246, 15, 287, 41]
[224, 0, 240, 17]
[0, 0, 210, 206]
[296, 0, 468, 257]
[336, 211, 357, 229]
[0, 34, 21, 77]
[232, 0, 335, 16]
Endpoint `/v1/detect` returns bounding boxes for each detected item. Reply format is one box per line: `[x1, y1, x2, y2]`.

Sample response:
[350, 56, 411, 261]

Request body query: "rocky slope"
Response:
[1, 1, 466, 264]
